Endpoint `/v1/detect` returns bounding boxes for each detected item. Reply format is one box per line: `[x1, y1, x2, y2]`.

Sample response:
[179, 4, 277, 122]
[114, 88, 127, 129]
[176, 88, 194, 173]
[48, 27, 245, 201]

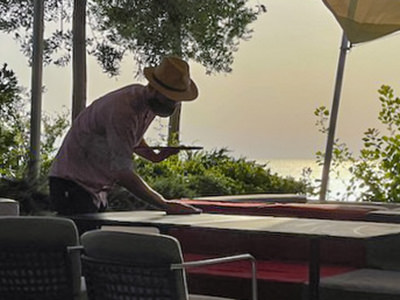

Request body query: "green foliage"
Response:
[0, 63, 69, 213]
[0, 63, 27, 179]
[315, 85, 400, 202]
[108, 148, 312, 210]
[90, 0, 263, 75]
[0, 0, 263, 76]
[315, 106, 354, 180]
[0, 0, 73, 66]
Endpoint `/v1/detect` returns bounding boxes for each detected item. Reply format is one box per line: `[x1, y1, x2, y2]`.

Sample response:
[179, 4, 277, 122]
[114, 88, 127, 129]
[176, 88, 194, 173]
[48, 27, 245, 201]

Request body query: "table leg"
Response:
[309, 238, 320, 300]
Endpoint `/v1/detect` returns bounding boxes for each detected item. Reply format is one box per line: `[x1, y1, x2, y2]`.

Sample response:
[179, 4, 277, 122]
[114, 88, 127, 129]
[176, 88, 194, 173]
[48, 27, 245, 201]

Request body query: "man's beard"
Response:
[148, 97, 177, 117]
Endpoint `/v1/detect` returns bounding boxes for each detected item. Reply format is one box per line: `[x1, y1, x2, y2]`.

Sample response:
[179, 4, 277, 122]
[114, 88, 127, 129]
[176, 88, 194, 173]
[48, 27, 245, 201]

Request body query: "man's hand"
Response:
[134, 139, 179, 162]
[164, 200, 202, 215]
[157, 148, 180, 161]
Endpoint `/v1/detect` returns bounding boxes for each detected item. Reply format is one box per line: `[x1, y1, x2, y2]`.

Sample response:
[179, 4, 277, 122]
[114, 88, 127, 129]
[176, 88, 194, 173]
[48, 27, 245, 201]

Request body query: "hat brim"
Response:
[144, 67, 198, 101]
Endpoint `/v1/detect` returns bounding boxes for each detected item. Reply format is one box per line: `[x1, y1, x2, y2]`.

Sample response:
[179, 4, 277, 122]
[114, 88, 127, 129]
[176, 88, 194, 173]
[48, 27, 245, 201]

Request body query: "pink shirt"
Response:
[50, 84, 156, 207]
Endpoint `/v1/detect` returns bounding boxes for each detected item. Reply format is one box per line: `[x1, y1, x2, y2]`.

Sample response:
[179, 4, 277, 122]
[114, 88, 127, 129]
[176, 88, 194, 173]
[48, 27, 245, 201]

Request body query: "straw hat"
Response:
[144, 56, 198, 101]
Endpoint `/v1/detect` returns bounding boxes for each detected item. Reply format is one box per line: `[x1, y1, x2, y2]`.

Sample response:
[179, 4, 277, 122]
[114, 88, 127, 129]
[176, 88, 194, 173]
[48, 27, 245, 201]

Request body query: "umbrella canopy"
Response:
[323, 0, 400, 44]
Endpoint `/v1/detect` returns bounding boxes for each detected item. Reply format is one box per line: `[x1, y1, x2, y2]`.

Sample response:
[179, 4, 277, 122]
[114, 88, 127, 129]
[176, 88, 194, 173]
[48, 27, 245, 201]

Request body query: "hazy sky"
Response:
[1, 0, 400, 160]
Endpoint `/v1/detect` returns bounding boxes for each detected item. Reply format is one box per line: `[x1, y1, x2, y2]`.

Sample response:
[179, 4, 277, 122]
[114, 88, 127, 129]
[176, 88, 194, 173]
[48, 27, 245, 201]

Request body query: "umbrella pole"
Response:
[319, 33, 350, 201]
[28, 0, 44, 184]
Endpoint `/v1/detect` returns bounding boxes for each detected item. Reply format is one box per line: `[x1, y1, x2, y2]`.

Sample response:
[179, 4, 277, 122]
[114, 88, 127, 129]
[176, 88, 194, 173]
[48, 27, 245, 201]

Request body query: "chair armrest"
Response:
[67, 245, 84, 253]
[171, 253, 257, 300]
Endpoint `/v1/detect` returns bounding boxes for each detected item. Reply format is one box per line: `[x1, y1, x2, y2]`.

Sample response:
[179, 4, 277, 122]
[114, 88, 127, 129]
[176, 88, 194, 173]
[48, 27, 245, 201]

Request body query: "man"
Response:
[49, 56, 201, 215]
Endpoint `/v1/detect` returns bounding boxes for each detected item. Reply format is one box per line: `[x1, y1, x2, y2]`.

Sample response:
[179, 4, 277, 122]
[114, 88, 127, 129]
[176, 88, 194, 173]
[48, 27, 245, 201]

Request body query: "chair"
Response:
[0, 198, 19, 216]
[81, 230, 257, 300]
[0, 216, 84, 300]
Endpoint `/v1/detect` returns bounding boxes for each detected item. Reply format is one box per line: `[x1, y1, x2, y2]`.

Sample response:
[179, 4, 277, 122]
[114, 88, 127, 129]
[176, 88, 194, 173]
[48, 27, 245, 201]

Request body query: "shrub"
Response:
[315, 85, 400, 202]
[108, 148, 313, 210]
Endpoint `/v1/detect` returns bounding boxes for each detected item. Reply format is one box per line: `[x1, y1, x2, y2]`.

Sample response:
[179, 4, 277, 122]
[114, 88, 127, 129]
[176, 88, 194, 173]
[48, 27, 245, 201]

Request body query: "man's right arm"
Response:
[114, 169, 168, 209]
[113, 169, 201, 214]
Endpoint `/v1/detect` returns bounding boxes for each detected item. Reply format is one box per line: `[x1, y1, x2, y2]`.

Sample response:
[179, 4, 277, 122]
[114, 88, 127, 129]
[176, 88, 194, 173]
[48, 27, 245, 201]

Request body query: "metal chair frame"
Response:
[171, 253, 258, 300]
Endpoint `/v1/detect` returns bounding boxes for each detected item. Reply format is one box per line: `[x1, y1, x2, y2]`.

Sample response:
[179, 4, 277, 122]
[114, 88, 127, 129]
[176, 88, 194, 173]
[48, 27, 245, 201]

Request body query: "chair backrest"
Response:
[81, 230, 188, 300]
[100, 225, 160, 234]
[0, 216, 81, 300]
[0, 198, 19, 216]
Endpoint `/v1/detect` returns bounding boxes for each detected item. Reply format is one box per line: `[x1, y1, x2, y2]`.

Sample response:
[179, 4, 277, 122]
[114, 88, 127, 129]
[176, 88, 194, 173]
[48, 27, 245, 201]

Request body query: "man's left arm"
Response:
[134, 139, 179, 162]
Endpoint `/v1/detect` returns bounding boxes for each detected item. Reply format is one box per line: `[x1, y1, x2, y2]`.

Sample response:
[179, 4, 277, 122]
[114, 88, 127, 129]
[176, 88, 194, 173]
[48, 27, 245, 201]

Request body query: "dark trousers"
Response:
[49, 177, 106, 234]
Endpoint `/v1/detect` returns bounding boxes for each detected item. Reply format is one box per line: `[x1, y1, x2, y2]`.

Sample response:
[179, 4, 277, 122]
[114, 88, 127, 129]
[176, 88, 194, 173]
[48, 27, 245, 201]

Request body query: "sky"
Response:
[1, 0, 400, 161]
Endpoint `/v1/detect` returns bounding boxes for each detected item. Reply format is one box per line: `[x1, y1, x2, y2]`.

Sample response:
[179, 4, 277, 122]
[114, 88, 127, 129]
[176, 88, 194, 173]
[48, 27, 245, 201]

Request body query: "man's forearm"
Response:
[133, 139, 160, 162]
[133, 139, 179, 162]
[113, 169, 202, 215]
[114, 169, 168, 209]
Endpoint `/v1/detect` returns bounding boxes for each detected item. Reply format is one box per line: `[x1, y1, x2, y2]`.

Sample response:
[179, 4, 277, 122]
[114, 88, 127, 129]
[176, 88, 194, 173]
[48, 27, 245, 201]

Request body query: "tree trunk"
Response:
[168, 103, 181, 145]
[72, 0, 87, 121]
[167, 4, 183, 146]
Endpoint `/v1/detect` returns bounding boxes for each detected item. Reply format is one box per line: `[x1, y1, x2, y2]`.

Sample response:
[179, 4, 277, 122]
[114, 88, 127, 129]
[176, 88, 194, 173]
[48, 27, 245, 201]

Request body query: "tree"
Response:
[315, 85, 400, 202]
[0, 0, 87, 123]
[0, 62, 70, 213]
[0, 0, 264, 143]
[0, 64, 23, 172]
[0, 0, 73, 66]
[90, 0, 264, 144]
[0, 63, 69, 179]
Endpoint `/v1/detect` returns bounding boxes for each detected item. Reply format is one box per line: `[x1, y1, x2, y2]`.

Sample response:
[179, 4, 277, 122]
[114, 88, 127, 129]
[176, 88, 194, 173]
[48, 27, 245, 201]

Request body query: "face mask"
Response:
[148, 96, 177, 117]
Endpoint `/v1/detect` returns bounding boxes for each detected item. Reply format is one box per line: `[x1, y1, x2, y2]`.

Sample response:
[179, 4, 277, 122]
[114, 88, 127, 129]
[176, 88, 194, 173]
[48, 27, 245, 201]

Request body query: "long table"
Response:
[71, 211, 400, 300]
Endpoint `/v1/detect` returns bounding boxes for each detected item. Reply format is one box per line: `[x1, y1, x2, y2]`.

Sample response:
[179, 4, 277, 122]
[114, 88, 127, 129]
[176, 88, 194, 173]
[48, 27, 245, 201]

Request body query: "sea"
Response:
[258, 159, 357, 201]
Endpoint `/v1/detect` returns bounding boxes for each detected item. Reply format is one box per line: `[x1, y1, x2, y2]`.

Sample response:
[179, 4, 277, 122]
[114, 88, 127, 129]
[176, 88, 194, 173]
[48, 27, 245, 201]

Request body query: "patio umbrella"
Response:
[29, 0, 44, 182]
[319, 0, 400, 201]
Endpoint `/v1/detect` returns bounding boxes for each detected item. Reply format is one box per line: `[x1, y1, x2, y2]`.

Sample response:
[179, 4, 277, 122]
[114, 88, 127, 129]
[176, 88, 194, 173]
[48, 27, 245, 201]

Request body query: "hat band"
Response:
[152, 74, 188, 93]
